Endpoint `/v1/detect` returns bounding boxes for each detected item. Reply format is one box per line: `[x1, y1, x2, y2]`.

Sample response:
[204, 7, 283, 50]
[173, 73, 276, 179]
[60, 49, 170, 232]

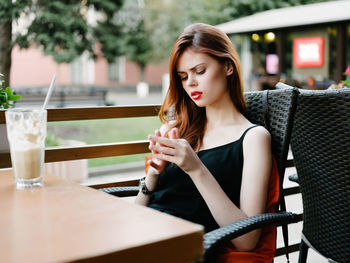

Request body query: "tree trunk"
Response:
[139, 63, 145, 82]
[0, 21, 12, 88]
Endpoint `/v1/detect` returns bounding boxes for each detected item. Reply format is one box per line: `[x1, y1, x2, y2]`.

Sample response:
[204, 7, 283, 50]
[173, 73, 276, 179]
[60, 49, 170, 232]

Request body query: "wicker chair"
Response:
[290, 89, 350, 263]
[100, 83, 300, 262]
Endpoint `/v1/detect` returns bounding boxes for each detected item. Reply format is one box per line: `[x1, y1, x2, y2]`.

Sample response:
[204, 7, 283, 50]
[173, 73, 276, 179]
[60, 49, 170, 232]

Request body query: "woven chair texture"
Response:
[245, 86, 297, 192]
[99, 186, 139, 197]
[291, 89, 350, 263]
[204, 212, 297, 256]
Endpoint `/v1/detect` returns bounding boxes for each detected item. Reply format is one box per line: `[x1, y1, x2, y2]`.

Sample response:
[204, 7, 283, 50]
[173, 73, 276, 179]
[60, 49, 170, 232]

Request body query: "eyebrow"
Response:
[177, 63, 206, 74]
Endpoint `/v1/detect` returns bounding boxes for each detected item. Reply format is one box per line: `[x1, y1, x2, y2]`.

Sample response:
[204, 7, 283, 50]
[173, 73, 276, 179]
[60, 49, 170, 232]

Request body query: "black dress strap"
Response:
[239, 124, 260, 142]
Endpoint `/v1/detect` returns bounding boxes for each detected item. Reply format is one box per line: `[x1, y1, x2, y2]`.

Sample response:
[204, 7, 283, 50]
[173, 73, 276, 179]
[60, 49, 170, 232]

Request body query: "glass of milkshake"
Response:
[5, 109, 47, 189]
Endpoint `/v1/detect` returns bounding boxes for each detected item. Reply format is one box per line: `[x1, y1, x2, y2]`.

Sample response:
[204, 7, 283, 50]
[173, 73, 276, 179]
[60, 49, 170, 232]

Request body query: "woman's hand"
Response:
[147, 128, 178, 174]
[147, 129, 167, 174]
[148, 128, 202, 175]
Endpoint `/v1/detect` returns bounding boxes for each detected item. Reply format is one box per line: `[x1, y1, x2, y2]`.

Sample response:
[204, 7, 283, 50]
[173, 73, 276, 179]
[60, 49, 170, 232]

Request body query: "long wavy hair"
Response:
[159, 23, 246, 150]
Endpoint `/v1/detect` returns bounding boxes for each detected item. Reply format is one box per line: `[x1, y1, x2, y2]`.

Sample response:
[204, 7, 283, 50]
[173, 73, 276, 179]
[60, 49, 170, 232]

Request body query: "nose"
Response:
[186, 74, 197, 87]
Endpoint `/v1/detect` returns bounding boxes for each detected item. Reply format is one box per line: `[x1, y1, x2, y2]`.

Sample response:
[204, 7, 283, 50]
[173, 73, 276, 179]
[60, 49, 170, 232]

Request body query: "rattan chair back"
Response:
[244, 86, 298, 198]
[291, 89, 350, 263]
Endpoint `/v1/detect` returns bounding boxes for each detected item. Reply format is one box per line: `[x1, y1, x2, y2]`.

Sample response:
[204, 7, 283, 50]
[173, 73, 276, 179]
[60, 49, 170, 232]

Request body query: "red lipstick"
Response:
[191, 91, 202, 100]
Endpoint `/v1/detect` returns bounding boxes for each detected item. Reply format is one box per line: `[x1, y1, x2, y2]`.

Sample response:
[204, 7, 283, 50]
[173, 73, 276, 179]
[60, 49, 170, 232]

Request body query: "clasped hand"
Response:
[148, 127, 201, 175]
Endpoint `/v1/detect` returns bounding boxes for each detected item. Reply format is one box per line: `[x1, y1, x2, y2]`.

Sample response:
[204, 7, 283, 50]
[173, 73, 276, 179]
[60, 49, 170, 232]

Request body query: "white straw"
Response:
[42, 74, 56, 110]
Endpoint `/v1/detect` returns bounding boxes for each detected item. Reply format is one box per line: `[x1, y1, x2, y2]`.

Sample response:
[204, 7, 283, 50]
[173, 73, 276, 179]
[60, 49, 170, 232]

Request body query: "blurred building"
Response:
[217, 0, 350, 90]
[10, 45, 168, 92]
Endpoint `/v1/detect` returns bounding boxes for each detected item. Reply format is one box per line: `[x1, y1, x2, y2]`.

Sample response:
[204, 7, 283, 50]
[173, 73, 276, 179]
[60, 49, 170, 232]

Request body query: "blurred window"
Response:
[70, 56, 84, 84]
[108, 57, 125, 82]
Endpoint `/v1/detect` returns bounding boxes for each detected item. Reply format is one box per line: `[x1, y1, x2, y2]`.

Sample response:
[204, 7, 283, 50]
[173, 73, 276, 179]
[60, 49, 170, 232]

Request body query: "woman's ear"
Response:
[225, 61, 234, 76]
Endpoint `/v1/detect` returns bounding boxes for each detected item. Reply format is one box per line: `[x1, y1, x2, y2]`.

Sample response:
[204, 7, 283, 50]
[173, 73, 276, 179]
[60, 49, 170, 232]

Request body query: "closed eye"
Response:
[178, 74, 187, 81]
[197, 69, 206, 75]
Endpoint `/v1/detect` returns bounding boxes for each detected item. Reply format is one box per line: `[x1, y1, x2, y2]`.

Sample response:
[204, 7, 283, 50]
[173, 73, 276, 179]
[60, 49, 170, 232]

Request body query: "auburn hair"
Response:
[159, 23, 246, 150]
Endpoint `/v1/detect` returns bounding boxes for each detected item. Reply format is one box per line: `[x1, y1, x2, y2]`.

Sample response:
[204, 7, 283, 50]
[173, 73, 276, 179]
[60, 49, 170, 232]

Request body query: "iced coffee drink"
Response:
[5, 109, 47, 189]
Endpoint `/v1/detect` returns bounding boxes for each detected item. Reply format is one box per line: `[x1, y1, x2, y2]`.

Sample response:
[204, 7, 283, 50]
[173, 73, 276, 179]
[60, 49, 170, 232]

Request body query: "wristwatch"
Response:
[139, 177, 154, 195]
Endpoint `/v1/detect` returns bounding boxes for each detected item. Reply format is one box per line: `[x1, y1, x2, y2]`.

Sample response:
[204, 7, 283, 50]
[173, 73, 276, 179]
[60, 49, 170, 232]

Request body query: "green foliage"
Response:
[144, 0, 187, 62]
[93, 20, 125, 63]
[12, 0, 125, 64]
[89, 0, 126, 62]
[183, 0, 234, 25]
[230, 0, 331, 19]
[0, 0, 28, 23]
[16, 1, 89, 63]
[87, 0, 124, 18]
[123, 20, 152, 69]
[184, 0, 332, 25]
[0, 73, 21, 109]
[45, 130, 62, 147]
[114, 0, 153, 78]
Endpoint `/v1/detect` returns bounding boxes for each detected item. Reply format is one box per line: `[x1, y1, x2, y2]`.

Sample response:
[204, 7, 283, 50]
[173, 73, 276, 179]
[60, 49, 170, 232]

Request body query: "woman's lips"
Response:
[191, 91, 202, 100]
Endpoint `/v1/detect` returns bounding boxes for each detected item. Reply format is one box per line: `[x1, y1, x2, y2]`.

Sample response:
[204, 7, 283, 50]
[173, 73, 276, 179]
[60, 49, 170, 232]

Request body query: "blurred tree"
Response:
[183, 0, 234, 26]
[186, 0, 332, 25]
[0, 0, 124, 88]
[116, 0, 185, 82]
[124, 19, 152, 81]
[227, 0, 331, 19]
[144, 0, 187, 62]
[137, 0, 331, 66]
[0, 0, 27, 88]
[116, 0, 152, 82]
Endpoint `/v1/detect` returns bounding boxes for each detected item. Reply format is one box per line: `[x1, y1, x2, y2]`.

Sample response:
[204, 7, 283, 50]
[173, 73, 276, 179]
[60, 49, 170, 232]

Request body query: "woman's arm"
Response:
[235, 126, 272, 250]
[149, 126, 272, 251]
[134, 166, 160, 206]
[135, 121, 178, 206]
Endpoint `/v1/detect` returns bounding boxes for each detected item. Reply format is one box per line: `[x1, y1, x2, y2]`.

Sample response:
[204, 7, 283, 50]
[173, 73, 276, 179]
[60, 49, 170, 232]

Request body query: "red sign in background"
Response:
[294, 37, 324, 68]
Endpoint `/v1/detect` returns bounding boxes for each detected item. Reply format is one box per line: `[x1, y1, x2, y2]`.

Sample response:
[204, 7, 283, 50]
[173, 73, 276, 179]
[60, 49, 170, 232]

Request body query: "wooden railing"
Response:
[0, 105, 302, 258]
[0, 105, 161, 169]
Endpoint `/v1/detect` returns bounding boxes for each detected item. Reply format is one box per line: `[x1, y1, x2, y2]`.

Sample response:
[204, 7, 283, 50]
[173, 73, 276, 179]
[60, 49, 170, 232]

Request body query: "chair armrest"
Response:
[288, 173, 299, 184]
[99, 186, 139, 197]
[203, 212, 299, 261]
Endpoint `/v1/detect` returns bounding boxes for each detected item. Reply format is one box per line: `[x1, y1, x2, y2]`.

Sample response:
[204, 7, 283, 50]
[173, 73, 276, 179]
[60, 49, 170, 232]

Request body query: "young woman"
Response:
[135, 23, 272, 258]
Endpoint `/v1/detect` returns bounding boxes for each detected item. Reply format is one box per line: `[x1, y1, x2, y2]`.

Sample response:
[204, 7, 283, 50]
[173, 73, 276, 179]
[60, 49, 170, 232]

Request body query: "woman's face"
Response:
[176, 48, 232, 107]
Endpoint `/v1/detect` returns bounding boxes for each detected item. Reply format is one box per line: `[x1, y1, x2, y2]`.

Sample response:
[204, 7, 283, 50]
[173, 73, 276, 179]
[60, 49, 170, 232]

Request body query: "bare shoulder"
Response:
[159, 120, 176, 136]
[243, 125, 271, 146]
[242, 125, 272, 170]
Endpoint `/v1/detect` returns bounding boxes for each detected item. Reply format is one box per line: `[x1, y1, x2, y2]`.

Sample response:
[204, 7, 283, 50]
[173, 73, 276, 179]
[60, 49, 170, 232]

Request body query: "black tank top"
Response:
[148, 125, 259, 232]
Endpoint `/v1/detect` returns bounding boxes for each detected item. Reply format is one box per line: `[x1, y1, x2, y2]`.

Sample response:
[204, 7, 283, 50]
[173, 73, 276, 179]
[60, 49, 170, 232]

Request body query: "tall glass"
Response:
[5, 109, 47, 189]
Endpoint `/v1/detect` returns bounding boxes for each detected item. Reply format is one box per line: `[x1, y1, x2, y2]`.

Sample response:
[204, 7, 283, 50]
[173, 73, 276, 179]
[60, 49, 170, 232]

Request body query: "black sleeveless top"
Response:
[148, 125, 259, 232]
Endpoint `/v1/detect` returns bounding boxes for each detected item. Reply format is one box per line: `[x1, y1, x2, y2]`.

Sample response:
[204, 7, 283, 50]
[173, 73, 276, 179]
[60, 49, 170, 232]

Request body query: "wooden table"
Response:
[0, 169, 203, 263]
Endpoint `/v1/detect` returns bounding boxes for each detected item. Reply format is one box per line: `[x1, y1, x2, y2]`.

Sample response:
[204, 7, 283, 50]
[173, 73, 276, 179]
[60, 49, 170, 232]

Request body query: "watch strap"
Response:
[139, 177, 154, 195]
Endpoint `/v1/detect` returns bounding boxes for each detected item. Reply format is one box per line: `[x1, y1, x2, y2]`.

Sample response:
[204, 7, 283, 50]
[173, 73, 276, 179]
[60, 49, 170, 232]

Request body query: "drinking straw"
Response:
[42, 74, 56, 110]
